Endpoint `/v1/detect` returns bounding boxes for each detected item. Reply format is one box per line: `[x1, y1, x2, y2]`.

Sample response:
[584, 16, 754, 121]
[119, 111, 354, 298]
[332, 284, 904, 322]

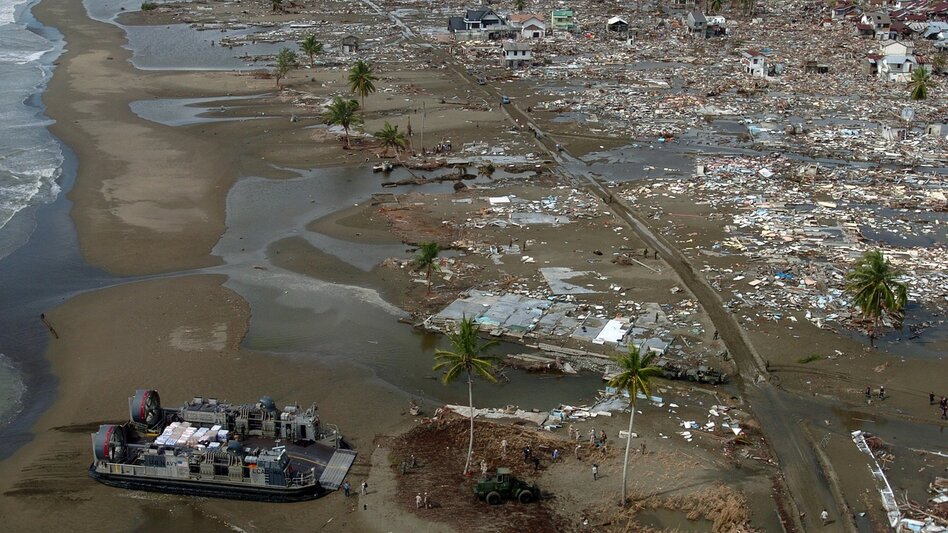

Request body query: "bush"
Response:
[140, 2, 158, 10]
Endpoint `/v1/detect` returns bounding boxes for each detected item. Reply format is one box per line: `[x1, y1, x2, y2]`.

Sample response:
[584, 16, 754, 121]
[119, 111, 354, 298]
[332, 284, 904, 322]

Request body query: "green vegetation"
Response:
[271, 0, 282, 12]
[322, 96, 361, 148]
[515, 0, 525, 11]
[140, 2, 158, 10]
[300, 35, 323, 67]
[909, 66, 931, 100]
[797, 354, 823, 364]
[373, 121, 408, 160]
[273, 47, 298, 88]
[347, 60, 378, 118]
[413, 242, 440, 293]
[433, 316, 498, 475]
[845, 250, 908, 347]
[607, 345, 662, 506]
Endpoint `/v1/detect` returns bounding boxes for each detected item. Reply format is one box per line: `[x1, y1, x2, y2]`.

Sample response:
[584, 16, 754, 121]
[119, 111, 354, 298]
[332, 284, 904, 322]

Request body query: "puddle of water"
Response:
[124, 24, 292, 71]
[636, 508, 713, 532]
[129, 94, 273, 127]
[213, 164, 604, 410]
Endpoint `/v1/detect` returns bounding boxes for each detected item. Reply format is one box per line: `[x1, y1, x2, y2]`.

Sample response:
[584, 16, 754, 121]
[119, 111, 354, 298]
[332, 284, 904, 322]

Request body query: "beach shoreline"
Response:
[1, 0, 943, 530]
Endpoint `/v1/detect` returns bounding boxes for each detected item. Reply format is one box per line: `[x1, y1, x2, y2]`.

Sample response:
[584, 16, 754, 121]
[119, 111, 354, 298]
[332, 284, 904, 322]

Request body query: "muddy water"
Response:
[635, 508, 713, 532]
[212, 165, 605, 411]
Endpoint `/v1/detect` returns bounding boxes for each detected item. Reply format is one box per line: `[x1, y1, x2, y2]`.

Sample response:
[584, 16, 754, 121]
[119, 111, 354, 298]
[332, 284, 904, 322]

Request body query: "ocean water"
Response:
[0, 0, 64, 425]
[0, 0, 63, 260]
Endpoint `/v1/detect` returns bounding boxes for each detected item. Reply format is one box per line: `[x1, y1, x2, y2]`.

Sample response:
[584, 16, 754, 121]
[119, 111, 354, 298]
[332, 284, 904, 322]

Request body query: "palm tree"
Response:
[300, 35, 323, 67]
[515, 0, 525, 11]
[374, 121, 407, 160]
[274, 48, 298, 88]
[708, 0, 724, 13]
[433, 316, 498, 475]
[323, 96, 362, 148]
[909, 67, 931, 100]
[271, 0, 282, 12]
[845, 250, 908, 347]
[414, 241, 440, 293]
[347, 60, 378, 118]
[608, 344, 662, 506]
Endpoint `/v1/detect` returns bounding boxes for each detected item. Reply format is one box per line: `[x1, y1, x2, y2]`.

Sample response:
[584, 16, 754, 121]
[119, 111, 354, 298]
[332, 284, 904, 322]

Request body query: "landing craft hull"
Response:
[88, 465, 324, 502]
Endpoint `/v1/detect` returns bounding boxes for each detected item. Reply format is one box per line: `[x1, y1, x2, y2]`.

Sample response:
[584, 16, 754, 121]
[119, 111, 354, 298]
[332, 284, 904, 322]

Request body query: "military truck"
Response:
[474, 467, 539, 504]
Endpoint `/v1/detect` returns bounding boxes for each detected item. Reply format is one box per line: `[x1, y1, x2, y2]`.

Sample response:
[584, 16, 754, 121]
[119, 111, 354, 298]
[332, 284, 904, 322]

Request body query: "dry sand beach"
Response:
[0, 0, 944, 530]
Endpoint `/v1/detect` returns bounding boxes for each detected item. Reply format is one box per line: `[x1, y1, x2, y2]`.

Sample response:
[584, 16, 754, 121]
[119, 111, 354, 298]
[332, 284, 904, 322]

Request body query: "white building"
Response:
[740, 49, 766, 77]
[502, 41, 533, 68]
[509, 13, 545, 39]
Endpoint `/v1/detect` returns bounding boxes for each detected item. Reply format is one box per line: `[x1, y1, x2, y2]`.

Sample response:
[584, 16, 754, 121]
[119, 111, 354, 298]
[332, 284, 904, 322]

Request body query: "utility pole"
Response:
[420, 100, 426, 158]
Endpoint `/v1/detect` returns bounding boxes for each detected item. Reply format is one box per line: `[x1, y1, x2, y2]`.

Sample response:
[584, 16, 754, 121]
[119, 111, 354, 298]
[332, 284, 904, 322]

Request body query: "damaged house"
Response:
[509, 13, 546, 39]
[867, 40, 918, 81]
[741, 49, 767, 77]
[448, 8, 510, 40]
[502, 41, 533, 68]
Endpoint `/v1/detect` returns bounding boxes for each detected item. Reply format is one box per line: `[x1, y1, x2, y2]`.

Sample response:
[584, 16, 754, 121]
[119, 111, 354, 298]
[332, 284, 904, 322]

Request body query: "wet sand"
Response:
[7, 0, 942, 529]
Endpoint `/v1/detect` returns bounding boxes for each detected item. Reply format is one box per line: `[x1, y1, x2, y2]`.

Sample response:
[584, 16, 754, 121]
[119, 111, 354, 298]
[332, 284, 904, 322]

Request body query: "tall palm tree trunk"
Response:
[621, 405, 636, 505]
[465, 372, 475, 475]
[426, 264, 432, 295]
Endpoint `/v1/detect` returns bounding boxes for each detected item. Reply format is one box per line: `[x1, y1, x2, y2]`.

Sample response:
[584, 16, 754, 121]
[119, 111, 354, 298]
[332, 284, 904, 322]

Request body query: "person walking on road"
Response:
[821, 509, 829, 526]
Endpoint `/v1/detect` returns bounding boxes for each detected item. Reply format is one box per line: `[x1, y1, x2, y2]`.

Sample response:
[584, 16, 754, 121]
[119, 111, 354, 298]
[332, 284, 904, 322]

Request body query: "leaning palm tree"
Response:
[909, 67, 931, 101]
[433, 316, 498, 475]
[414, 241, 440, 293]
[347, 60, 378, 118]
[845, 250, 908, 347]
[274, 47, 298, 88]
[608, 344, 662, 506]
[300, 35, 323, 67]
[323, 96, 362, 148]
[374, 121, 407, 160]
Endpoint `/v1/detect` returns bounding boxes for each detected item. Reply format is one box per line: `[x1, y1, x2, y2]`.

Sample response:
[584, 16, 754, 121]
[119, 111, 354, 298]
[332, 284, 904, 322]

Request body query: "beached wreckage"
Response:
[89, 390, 355, 502]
